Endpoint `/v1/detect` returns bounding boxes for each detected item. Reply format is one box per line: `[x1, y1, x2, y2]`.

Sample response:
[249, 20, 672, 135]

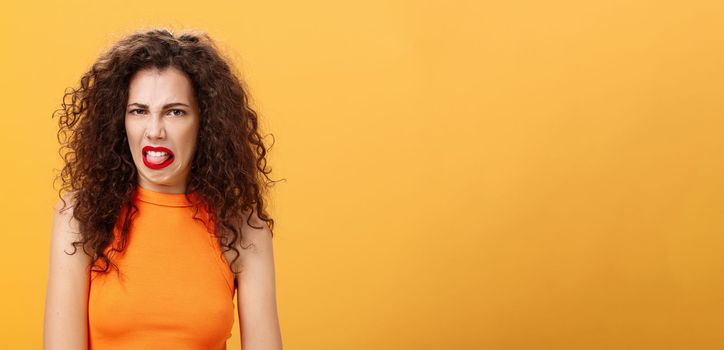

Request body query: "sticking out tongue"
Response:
[146, 153, 171, 165]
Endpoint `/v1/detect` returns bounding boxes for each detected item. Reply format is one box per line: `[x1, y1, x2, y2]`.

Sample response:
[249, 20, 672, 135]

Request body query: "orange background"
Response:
[1, 1, 723, 349]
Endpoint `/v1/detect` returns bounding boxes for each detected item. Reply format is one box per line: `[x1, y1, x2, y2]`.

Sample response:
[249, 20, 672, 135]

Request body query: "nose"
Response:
[145, 114, 166, 140]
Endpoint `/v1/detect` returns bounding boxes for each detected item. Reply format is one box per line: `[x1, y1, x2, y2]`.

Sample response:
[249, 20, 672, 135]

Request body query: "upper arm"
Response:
[43, 193, 92, 350]
[234, 210, 283, 350]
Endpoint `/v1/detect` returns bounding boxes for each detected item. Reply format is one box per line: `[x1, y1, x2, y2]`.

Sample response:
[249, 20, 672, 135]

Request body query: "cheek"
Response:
[124, 122, 142, 154]
[182, 126, 200, 157]
[181, 140, 198, 162]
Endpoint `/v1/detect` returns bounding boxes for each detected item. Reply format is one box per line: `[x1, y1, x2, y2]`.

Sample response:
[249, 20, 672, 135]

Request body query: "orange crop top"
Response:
[88, 185, 235, 349]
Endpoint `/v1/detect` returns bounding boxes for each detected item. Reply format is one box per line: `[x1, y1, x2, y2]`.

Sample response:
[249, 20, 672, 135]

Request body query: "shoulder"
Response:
[49, 190, 92, 264]
[238, 208, 272, 243]
[54, 190, 78, 216]
[51, 191, 88, 257]
[226, 208, 274, 271]
[53, 191, 78, 229]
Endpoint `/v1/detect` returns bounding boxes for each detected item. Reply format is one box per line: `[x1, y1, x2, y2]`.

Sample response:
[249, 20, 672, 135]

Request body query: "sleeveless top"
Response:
[88, 185, 236, 349]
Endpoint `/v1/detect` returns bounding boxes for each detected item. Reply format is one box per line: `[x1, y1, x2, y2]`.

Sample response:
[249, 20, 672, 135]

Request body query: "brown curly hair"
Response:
[53, 27, 280, 277]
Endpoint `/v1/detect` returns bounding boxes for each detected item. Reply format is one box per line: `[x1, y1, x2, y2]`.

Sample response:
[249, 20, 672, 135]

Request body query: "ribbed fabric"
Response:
[88, 185, 235, 349]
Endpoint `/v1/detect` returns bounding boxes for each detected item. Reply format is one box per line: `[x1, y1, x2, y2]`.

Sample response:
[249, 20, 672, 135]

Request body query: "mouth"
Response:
[142, 146, 175, 170]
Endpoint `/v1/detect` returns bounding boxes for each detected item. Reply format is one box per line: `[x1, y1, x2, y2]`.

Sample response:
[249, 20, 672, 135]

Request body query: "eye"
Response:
[168, 109, 186, 117]
[128, 109, 146, 115]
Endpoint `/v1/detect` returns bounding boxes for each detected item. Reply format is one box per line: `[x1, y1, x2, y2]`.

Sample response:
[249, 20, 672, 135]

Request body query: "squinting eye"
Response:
[169, 109, 186, 116]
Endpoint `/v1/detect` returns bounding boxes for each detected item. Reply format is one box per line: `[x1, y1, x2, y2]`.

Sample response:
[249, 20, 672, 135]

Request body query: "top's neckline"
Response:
[134, 185, 200, 207]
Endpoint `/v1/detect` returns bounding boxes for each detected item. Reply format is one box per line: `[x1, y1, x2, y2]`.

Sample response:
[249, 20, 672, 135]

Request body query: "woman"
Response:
[43, 28, 283, 350]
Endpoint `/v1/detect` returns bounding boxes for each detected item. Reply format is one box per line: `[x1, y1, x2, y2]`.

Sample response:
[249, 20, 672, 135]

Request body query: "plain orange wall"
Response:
[1, 0, 723, 349]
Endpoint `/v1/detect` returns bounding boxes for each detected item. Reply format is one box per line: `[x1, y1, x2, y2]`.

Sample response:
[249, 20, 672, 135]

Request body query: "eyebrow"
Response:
[127, 102, 190, 109]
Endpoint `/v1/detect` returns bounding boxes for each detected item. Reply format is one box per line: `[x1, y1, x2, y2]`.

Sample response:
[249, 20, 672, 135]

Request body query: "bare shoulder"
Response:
[238, 208, 273, 247]
[53, 191, 77, 232]
[223, 208, 274, 272]
[50, 191, 91, 262]
[54, 191, 76, 215]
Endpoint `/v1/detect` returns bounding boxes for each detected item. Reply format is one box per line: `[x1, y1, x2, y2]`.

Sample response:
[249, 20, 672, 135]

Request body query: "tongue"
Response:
[146, 154, 170, 165]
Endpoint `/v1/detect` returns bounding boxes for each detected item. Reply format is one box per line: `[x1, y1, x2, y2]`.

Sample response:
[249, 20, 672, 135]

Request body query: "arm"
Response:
[43, 194, 92, 350]
[233, 210, 283, 350]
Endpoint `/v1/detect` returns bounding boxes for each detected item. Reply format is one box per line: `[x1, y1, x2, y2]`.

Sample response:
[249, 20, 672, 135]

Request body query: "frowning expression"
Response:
[124, 66, 200, 194]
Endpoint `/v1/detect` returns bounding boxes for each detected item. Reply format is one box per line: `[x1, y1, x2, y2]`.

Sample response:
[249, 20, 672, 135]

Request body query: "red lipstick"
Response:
[142, 146, 175, 170]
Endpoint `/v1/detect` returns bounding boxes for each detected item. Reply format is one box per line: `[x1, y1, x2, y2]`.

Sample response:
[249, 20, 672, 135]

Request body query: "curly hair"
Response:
[53, 27, 280, 277]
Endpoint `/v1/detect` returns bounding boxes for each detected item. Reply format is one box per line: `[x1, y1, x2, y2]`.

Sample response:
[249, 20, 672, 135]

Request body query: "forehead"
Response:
[127, 66, 195, 105]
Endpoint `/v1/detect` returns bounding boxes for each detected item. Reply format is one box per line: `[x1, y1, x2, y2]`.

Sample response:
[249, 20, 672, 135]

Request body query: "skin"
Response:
[44, 66, 282, 349]
[125, 66, 200, 194]
[223, 212, 283, 350]
[43, 191, 91, 350]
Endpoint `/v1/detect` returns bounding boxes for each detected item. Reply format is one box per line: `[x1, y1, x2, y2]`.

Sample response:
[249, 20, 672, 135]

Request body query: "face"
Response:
[125, 66, 200, 194]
